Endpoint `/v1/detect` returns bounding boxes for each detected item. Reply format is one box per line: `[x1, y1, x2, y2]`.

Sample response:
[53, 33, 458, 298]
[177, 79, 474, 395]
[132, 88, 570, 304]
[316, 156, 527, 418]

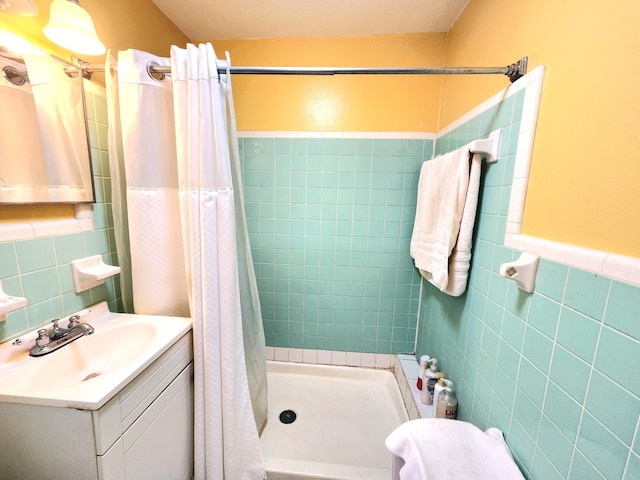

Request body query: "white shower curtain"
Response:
[117, 49, 189, 317]
[171, 43, 265, 480]
[105, 52, 133, 313]
[112, 45, 267, 479]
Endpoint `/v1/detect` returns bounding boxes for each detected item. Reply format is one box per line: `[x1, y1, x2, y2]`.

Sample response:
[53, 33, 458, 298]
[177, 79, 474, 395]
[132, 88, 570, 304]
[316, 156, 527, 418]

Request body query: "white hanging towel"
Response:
[443, 151, 482, 296]
[410, 145, 481, 296]
[385, 419, 525, 480]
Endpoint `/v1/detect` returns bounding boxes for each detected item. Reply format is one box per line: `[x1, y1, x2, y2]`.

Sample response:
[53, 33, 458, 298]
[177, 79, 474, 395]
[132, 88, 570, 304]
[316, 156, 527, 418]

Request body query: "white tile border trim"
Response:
[266, 346, 395, 370]
[238, 130, 436, 140]
[0, 204, 94, 242]
[505, 234, 640, 285]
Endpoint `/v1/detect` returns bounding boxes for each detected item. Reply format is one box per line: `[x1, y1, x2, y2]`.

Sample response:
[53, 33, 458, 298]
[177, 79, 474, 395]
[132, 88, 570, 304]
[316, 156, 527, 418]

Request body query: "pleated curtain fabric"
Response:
[105, 52, 134, 313]
[117, 49, 190, 317]
[115, 45, 266, 479]
[170, 43, 266, 480]
[224, 51, 269, 436]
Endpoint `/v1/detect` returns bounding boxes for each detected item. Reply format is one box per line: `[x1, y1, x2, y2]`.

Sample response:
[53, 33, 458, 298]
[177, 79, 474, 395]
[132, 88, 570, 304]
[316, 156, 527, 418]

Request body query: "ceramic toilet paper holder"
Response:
[499, 252, 540, 293]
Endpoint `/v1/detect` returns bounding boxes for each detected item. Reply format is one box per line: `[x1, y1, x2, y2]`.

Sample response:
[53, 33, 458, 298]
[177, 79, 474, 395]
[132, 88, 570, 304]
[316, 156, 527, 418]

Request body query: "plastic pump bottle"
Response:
[435, 386, 458, 419]
[420, 359, 441, 405]
[417, 355, 430, 390]
[433, 378, 453, 414]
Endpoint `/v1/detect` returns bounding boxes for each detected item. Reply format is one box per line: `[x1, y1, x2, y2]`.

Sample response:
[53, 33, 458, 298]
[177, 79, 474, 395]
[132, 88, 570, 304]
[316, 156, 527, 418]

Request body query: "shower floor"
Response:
[261, 361, 408, 480]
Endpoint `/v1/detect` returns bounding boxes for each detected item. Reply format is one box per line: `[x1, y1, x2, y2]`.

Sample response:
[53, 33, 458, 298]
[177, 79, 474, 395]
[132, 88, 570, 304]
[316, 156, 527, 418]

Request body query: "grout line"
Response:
[623, 416, 640, 479]
[412, 277, 423, 354]
[566, 276, 610, 475]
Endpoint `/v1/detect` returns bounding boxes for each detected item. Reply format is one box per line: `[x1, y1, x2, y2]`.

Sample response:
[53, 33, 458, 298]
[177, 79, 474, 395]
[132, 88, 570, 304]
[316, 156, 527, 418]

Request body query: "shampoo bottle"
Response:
[427, 367, 445, 405]
[420, 359, 440, 405]
[416, 355, 430, 390]
[433, 378, 453, 414]
[435, 386, 458, 420]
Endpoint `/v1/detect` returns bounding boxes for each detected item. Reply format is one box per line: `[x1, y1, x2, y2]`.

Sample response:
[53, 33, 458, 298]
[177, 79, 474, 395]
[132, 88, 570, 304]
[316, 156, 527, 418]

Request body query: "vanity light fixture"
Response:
[43, 0, 105, 55]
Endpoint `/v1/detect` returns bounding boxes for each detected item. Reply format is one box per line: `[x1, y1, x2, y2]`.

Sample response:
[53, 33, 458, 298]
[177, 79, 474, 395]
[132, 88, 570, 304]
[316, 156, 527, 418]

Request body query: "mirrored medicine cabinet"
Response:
[0, 30, 94, 204]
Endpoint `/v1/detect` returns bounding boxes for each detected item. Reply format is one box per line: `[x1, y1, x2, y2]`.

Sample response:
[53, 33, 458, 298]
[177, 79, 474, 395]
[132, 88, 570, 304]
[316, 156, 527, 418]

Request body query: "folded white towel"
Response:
[441, 152, 482, 296]
[385, 419, 525, 480]
[410, 147, 480, 295]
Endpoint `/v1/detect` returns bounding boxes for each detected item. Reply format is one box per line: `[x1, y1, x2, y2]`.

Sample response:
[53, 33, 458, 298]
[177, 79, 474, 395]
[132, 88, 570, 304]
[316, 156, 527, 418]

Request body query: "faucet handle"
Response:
[67, 315, 80, 328]
[35, 329, 50, 347]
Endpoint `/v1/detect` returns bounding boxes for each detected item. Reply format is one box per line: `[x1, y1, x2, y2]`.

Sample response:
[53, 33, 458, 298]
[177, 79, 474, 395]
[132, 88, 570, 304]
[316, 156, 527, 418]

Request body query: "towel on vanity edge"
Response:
[385, 419, 525, 480]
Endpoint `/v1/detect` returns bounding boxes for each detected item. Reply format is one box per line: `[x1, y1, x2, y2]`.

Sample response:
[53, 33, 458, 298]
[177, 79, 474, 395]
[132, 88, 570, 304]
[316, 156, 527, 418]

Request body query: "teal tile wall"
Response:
[0, 90, 120, 344]
[240, 136, 431, 354]
[417, 89, 640, 479]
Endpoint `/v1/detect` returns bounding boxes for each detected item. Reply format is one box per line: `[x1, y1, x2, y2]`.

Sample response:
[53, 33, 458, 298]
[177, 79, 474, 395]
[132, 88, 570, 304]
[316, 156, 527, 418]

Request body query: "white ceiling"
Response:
[151, 0, 470, 41]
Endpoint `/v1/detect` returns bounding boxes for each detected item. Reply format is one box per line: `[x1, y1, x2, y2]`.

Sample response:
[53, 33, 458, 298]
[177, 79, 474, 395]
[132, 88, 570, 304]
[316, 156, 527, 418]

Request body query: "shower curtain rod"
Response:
[81, 56, 528, 83]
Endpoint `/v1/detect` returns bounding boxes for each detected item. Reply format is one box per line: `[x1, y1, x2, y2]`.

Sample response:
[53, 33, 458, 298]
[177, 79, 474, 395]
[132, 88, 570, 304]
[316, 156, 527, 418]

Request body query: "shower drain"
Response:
[279, 409, 297, 424]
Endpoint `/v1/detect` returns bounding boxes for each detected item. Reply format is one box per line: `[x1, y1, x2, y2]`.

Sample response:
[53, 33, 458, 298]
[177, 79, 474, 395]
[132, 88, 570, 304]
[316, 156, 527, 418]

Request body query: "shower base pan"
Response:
[261, 361, 408, 480]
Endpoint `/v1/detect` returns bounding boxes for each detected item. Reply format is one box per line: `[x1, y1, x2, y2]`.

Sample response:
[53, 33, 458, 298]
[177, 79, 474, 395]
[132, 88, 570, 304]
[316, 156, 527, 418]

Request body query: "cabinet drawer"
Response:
[93, 331, 193, 454]
[98, 363, 194, 480]
[120, 332, 193, 430]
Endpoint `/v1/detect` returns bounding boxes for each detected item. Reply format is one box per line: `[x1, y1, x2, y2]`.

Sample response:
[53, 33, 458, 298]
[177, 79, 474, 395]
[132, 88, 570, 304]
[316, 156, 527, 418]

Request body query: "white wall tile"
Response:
[265, 346, 275, 360]
[345, 351, 361, 366]
[274, 347, 289, 362]
[375, 354, 393, 369]
[317, 350, 333, 365]
[302, 349, 318, 364]
[361, 353, 377, 368]
[331, 350, 347, 366]
[288, 348, 303, 363]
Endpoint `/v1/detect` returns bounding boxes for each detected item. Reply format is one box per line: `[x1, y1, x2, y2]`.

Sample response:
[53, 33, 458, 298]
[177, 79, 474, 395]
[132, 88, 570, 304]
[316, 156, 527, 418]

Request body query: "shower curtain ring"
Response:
[146, 61, 166, 82]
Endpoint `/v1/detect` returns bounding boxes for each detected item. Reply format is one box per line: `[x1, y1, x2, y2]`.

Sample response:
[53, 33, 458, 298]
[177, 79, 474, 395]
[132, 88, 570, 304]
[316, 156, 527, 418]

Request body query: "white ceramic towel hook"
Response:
[71, 255, 121, 293]
[499, 252, 540, 293]
[468, 129, 502, 163]
[0, 280, 28, 322]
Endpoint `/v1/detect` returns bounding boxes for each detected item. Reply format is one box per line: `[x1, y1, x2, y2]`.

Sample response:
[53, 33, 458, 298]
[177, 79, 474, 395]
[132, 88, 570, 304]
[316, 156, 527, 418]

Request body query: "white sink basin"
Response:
[0, 302, 191, 410]
[15, 323, 157, 391]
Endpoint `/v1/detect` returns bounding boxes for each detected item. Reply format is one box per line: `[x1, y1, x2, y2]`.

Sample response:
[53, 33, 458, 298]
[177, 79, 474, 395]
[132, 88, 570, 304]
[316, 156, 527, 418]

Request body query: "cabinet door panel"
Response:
[98, 438, 126, 480]
[123, 363, 194, 480]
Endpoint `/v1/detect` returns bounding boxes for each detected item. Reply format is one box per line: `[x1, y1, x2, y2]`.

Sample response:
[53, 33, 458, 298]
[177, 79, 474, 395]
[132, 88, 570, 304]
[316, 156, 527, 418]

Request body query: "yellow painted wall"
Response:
[442, 0, 640, 257]
[0, 0, 189, 221]
[211, 35, 446, 131]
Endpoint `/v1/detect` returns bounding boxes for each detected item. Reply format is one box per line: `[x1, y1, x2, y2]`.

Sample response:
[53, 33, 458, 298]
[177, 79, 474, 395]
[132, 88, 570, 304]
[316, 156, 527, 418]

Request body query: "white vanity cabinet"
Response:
[0, 332, 194, 480]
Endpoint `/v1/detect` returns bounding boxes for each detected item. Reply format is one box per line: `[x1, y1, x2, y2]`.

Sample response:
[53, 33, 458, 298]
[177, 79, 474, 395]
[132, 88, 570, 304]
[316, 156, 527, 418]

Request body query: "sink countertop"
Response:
[0, 302, 192, 410]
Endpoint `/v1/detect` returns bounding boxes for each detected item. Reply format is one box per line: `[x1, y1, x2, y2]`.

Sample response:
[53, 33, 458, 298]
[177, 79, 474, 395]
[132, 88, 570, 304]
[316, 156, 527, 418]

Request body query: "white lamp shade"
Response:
[43, 0, 105, 55]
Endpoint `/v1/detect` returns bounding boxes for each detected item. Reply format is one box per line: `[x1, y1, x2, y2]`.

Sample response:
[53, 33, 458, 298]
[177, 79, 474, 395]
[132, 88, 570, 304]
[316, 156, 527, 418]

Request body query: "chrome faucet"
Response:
[50, 319, 69, 341]
[29, 314, 95, 357]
